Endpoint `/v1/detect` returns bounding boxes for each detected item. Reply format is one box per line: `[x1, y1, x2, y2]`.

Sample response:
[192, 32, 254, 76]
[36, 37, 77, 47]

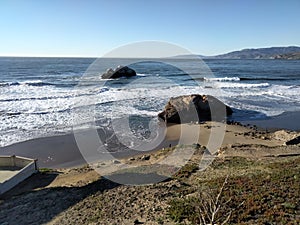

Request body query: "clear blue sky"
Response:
[1, 0, 299, 57]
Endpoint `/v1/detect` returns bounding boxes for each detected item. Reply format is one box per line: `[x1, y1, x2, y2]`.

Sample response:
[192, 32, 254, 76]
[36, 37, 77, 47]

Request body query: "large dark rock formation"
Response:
[286, 136, 300, 145]
[101, 66, 136, 79]
[158, 94, 233, 124]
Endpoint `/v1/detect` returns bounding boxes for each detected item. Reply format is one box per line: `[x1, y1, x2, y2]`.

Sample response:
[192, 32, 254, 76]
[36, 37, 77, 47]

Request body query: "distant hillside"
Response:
[274, 52, 300, 60]
[172, 54, 206, 59]
[213, 46, 300, 59]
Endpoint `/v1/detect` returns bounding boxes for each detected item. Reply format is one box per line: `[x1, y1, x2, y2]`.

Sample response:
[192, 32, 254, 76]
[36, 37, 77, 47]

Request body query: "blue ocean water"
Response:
[0, 57, 300, 147]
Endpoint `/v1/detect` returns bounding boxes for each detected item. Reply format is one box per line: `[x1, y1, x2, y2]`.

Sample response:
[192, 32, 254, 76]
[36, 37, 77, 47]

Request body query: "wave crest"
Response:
[204, 76, 240, 82]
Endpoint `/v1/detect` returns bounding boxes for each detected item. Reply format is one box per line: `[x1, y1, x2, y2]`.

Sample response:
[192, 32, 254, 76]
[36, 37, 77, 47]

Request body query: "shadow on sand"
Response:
[0, 172, 120, 225]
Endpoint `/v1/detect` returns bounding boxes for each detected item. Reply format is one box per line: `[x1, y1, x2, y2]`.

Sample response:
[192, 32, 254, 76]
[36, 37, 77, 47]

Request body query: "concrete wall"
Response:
[0, 155, 38, 195]
[0, 156, 16, 167]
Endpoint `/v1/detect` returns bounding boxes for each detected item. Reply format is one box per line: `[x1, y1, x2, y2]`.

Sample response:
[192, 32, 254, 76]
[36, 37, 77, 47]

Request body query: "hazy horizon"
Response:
[0, 44, 299, 58]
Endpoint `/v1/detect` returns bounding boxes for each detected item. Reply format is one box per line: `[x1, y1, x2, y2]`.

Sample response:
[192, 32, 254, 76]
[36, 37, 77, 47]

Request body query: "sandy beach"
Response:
[0, 118, 299, 224]
[1, 110, 299, 169]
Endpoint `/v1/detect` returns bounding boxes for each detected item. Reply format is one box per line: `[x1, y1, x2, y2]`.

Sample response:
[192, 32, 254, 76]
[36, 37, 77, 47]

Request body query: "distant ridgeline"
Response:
[212, 46, 300, 59]
[174, 46, 300, 59]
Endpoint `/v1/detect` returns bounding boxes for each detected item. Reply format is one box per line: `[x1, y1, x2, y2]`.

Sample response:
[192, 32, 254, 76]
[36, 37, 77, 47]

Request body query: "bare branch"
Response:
[194, 175, 231, 224]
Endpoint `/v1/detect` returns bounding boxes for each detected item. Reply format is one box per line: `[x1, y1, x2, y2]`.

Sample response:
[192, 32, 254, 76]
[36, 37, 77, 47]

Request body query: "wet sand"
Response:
[0, 128, 180, 169]
[1, 110, 299, 169]
[242, 111, 300, 131]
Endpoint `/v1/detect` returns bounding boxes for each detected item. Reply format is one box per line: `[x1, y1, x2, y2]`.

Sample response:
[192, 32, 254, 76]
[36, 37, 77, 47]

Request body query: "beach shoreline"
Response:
[1, 111, 300, 224]
[240, 110, 300, 131]
[1, 111, 299, 169]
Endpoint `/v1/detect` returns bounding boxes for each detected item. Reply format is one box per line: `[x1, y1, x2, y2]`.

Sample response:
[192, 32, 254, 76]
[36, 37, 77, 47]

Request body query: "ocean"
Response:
[1, 57, 300, 147]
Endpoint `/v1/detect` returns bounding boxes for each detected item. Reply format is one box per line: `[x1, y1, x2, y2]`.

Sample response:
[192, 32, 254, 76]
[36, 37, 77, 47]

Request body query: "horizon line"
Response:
[1, 45, 299, 58]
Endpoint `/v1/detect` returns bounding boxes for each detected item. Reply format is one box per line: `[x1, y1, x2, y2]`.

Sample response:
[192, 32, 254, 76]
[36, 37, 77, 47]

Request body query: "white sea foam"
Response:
[215, 82, 270, 89]
[1, 76, 300, 147]
[136, 73, 147, 76]
[204, 77, 240, 82]
[19, 80, 44, 85]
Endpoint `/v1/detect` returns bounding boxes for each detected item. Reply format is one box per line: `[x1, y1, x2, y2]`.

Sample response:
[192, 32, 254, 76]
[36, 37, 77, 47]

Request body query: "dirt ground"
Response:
[0, 123, 299, 225]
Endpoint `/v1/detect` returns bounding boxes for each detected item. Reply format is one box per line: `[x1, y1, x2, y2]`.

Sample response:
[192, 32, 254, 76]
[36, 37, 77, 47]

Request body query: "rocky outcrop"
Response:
[158, 94, 233, 124]
[273, 130, 300, 145]
[286, 136, 300, 145]
[274, 52, 300, 60]
[101, 66, 136, 79]
[273, 130, 297, 142]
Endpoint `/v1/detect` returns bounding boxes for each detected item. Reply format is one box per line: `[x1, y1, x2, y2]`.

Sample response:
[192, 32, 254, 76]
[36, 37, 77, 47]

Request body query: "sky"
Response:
[0, 0, 299, 57]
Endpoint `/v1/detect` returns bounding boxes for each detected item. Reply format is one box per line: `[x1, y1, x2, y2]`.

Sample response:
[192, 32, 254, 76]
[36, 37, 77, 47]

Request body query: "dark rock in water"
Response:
[286, 136, 300, 145]
[101, 65, 136, 79]
[158, 94, 233, 124]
